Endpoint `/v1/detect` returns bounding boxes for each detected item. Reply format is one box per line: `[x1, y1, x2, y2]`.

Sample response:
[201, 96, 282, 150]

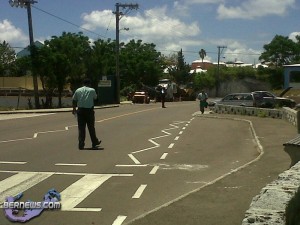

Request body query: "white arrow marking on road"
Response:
[60, 174, 112, 211]
[132, 184, 147, 199]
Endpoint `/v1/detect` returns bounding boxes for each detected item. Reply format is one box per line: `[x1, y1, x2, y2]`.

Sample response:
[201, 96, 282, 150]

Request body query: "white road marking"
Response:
[112, 215, 127, 225]
[0, 170, 133, 177]
[0, 172, 54, 204]
[179, 131, 183, 135]
[60, 174, 112, 211]
[116, 164, 148, 167]
[182, 127, 186, 130]
[160, 153, 168, 159]
[185, 124, 189, 127]
[149, 166, 159, 175]
[174, 136, 180, 141]
[55, 163, 87, 166]
[168, 143, 175, 148]
[132, 184, 147, 199]
[0, 161, 26, 164]
[128, 154, 141, 164]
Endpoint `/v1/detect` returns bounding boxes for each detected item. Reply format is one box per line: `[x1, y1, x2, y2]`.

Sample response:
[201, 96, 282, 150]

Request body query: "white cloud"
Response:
[217, 0, 295, 19]
[0, 19, 27, 46]
[81, 10, 114, 31]
[184, 0, 224, 4]
[81, 7, 201, 55]
[289, 32, 300, 42]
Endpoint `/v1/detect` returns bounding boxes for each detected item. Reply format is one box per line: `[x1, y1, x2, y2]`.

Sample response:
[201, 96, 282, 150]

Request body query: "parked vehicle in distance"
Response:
[215, 93, 256, 107]
[252, 90, 296, 108]
[132, 91, 150, 104]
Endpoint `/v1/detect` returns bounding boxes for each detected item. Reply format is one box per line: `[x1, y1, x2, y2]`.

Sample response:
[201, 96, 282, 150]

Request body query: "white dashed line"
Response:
[149, 166, 159, 175]
[174, 136, 180, 141]
[0, 161, 27, 164]
[132, 184, 147, 199]
[168, 143, 175, 149]
[179, 131, 183, 135]
[55, 163, 87, 166]
[160, 153, 168, 159]
[182, 127, 186, 130]
[112, 215, 127, 225]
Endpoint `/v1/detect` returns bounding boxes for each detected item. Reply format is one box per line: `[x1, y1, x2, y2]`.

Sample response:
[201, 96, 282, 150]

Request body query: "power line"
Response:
[31, 5, 107, 38]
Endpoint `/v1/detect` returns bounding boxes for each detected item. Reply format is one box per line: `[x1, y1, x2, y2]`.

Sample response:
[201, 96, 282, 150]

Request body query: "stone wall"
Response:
[242, 162, 300, 225]
[213, 104, 297, 128]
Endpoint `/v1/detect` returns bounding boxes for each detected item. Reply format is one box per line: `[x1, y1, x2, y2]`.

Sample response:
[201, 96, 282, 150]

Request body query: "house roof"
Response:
[16, 41, 44, 58]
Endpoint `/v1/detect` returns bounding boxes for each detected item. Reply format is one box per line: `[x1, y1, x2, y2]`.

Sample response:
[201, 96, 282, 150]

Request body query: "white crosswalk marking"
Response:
[0, 172, 54, 203]
[60, 174, 112, 211]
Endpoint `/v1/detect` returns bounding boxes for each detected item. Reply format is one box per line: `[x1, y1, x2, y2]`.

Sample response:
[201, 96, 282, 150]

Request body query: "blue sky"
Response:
[0, 0, 299, 64]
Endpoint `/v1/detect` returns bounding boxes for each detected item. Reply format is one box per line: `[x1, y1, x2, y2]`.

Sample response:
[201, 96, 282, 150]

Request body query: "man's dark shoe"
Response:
[92, 140, 101, 148]
[79, 143, 85, 150]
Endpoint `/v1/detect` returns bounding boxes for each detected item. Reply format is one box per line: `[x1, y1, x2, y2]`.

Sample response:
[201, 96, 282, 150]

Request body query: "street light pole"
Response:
[9, 0, 40, 109]
[114, 3, 138, 104]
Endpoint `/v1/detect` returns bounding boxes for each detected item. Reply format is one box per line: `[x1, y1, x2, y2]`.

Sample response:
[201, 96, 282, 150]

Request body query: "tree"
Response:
[0, 41, 16, 76]
[259, 35, 300, 66]
[120, 39, 163, 88]
[199, 48, 206, 63]
[168, 49, 190, 84]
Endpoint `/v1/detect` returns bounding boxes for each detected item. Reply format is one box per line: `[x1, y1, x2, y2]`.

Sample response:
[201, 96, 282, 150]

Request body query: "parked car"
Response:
[214, 93, 256, 107]
[132, 91, 150, 104]
[252, 90, 296, 108]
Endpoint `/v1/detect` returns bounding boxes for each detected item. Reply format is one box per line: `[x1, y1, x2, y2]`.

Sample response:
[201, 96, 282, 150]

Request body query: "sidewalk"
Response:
[127, 113, 297, 225]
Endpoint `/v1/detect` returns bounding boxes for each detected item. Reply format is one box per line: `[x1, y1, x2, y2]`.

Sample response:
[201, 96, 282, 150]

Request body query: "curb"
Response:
[0, 105, 119, 114]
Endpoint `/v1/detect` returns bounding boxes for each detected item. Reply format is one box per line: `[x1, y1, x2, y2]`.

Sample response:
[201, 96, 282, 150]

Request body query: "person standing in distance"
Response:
[161, 87, 166, 108]
[72, 78, 101, 150]
[197, 89, 208, 114]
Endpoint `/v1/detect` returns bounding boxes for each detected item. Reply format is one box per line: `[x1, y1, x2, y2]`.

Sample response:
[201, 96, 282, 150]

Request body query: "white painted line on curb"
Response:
[168, 143, 175, 149]
[149, 166, 159, 175]
[132, 184, 147, 199]
[160, 153, 168, 159]
[128, 154, 141, 164]
[112, 215, 127, 225]
[0, 161, 27, 164]
[55, 163, 87, 166]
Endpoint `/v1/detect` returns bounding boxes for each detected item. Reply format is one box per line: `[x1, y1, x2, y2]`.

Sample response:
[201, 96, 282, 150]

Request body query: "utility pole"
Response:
[216, 46, 227, 97]
[9, 0, 40, 109]
[114, 3, 138, 104]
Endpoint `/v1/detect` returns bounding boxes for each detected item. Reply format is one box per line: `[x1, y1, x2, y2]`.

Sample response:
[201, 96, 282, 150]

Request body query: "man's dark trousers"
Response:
[77, 108, 98, 148]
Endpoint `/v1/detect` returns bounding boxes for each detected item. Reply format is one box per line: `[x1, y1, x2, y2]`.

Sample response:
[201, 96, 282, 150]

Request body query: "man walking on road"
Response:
[72, 78, 101, 150]
[197, 89, 208, 114]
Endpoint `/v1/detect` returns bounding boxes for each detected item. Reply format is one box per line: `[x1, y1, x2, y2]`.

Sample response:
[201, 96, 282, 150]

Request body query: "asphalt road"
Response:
[0, 102, 294, 225]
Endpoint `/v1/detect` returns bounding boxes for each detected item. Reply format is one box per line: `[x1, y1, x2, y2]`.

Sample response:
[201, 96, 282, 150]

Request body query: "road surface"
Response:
[0, 102, 279, 225]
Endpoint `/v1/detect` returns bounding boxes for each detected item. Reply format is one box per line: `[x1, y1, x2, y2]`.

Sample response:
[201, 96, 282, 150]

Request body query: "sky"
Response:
[0, 0, 299, 65]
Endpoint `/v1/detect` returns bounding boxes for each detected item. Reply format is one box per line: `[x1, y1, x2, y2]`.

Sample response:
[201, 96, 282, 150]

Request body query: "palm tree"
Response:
[199, 49, 206, 63]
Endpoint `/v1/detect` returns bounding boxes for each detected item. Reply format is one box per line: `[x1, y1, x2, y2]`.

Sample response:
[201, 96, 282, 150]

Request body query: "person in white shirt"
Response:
[72, 78, 101, 150]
